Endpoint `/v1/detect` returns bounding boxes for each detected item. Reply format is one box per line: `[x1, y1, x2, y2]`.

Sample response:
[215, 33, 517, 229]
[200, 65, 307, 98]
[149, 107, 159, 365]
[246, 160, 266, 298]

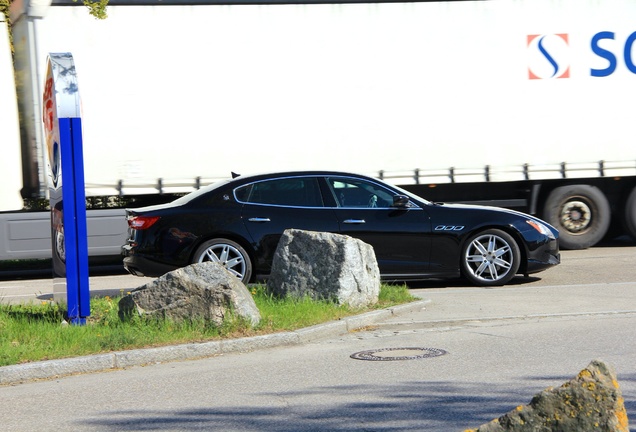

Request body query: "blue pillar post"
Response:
[42, 53, 90, 325]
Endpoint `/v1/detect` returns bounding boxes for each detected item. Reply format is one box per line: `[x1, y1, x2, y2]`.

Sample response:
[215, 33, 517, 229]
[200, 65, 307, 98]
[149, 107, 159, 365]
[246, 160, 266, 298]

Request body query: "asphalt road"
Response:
[1, 240, 636, 431]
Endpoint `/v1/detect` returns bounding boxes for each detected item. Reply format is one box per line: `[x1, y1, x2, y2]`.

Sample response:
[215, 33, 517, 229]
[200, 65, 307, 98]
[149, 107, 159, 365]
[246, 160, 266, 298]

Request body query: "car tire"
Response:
[542, 185, 610, 250]
[460, 229, 521, 286]
[193, 239, 253, 284]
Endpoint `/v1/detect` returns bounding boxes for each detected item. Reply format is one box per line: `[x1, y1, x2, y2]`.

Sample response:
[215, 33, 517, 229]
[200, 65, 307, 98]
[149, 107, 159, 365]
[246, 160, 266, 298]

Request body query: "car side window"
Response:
[326, 177, 395, 208]
[234, 177, 323, 207]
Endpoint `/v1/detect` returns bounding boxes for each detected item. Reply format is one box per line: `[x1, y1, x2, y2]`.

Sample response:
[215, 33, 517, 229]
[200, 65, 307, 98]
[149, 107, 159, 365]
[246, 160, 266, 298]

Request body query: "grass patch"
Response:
[0, 284, 416, 367]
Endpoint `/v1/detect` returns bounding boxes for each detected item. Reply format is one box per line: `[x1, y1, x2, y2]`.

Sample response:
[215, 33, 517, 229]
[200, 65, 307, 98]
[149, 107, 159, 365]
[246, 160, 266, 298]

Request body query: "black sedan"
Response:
[122, 171, 560, 286]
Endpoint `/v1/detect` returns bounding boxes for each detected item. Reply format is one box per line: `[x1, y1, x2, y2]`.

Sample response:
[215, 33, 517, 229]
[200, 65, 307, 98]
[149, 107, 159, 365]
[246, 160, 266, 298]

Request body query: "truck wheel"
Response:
[543, 185, 610, 250]
[624, 187, 636, 240]
[460, 229, 520, 286]
[193, 239, 253, 283]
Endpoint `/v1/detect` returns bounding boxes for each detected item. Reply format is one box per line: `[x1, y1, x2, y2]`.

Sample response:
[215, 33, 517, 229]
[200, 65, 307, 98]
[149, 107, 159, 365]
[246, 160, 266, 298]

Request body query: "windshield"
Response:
[388, 182, 433, 205]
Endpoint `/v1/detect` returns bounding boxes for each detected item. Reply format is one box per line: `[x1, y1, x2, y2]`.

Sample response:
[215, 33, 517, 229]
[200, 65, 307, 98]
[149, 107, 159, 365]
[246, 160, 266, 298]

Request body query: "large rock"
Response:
[267, 229, 380, 308]
[118, 262, 260, 327]
[469, 359, 629, 432]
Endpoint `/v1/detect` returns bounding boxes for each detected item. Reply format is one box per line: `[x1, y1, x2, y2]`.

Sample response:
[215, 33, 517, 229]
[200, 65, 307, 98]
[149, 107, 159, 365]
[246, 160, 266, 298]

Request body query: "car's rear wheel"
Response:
[461, 229, 520, 286]
[193, 239, 253, 284]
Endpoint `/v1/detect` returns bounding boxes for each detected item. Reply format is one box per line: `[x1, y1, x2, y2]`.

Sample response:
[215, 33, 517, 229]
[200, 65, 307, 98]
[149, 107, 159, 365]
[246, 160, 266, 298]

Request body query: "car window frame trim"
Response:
[233, 174, 423, 210]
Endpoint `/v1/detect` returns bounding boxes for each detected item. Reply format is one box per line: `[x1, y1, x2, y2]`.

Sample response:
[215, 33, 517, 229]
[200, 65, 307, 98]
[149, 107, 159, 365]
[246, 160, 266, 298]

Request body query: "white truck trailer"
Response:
[1, 0, 636, 261]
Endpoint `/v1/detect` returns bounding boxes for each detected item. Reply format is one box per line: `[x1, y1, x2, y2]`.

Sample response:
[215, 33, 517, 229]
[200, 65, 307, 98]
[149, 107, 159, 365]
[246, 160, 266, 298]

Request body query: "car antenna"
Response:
[231, 172, 240, 179]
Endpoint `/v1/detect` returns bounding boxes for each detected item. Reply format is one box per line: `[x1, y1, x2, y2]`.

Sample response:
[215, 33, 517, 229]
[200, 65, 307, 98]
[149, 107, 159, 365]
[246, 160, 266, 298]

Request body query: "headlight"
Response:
[527, 220, 555, 239]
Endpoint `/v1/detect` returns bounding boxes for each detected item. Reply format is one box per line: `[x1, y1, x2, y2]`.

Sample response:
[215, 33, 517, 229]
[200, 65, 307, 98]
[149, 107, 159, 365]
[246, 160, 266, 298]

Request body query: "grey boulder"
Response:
[118, 262, 260, 327]
[267, 229, 380, 308]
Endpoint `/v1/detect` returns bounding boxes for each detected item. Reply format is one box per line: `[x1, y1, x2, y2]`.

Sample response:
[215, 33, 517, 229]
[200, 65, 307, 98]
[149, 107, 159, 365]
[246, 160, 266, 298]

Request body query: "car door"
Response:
[324, 175, 433, 278]
[237, 175, 340, 274]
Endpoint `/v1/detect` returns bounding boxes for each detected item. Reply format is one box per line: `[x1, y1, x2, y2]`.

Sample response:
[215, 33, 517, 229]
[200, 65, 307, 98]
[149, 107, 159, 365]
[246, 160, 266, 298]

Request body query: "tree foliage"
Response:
[0, 0, 9, 19]
[78, 0, 109, 20]
[1, 0, 11, 52]
[1, 1, 108, 21]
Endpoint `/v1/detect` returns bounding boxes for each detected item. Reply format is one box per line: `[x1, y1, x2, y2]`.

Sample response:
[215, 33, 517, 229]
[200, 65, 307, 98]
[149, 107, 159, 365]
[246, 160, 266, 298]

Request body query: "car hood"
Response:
[430, 202, 558, 233]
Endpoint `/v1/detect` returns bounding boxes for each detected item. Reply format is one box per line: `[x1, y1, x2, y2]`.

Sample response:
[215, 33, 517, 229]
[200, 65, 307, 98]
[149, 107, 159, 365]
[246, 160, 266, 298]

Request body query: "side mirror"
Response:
[392, 194, 410, 208]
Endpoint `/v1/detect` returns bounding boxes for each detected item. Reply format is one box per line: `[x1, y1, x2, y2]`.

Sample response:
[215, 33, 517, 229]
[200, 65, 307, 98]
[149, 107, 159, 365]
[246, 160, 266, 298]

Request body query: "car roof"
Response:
[227, 170, 374, 182]
[171, 170, 380, 205]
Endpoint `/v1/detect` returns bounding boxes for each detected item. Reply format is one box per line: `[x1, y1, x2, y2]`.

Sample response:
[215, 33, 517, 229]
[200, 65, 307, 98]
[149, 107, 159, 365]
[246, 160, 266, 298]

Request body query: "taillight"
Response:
[128, 216, 160, 230]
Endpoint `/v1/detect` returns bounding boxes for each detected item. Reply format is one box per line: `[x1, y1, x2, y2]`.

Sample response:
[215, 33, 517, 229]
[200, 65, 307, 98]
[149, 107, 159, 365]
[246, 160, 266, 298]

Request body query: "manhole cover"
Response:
[350, 347, 448, 361]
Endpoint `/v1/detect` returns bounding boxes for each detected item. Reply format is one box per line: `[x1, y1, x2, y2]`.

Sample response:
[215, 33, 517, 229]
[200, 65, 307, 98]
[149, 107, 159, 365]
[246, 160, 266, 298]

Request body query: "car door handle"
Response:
[343, 219, 366, 224]
[248, 217, 271, 223]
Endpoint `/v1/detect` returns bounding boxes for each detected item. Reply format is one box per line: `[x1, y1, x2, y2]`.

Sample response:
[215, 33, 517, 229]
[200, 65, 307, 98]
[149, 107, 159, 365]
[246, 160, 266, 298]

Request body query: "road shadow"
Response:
[594, 234, 636, 248]
[79, 372, 636, 431]
[404, 275, 542, 290]
[35, 287, 133, 302]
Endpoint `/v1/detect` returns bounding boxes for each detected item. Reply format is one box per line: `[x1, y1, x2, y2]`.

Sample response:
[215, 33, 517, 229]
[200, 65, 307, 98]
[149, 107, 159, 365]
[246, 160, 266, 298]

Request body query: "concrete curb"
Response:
[0, 300, 428, 386]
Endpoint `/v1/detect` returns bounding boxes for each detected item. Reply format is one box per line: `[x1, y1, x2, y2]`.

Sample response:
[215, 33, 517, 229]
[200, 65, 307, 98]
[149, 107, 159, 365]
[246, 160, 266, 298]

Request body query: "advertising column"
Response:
[42, 53, 90, 325]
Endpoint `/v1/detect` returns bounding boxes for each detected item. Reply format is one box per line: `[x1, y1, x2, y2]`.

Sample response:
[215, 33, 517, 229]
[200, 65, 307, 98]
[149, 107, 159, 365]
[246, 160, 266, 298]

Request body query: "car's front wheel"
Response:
[193, 239, 253, 284]
[460, 229, 520, 286]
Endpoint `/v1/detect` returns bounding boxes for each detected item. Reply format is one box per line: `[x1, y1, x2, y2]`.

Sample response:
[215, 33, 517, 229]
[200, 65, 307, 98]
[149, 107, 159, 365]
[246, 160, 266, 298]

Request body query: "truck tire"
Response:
[624, 187, 636, 240]
[542, 185, 610, 250]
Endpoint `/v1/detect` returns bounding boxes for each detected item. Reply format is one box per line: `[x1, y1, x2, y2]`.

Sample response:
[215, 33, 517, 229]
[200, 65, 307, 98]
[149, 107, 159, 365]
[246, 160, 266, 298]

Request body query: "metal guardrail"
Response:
[84, 176, 226, 197]
[82, 160, 636, 196]
[378, 160, 636, 185]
